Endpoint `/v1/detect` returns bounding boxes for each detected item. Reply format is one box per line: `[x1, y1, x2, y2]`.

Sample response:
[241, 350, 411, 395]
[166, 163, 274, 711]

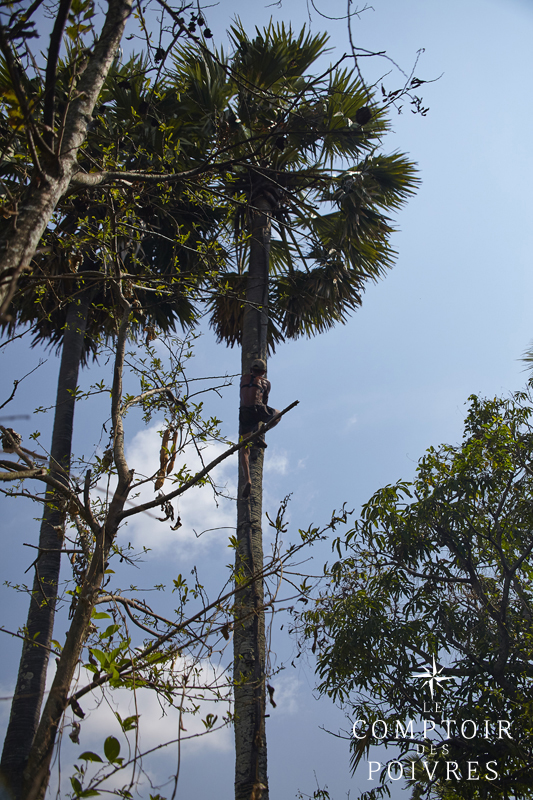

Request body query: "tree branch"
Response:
[43, 0, 72, 150]
[119, 400, 299, 521]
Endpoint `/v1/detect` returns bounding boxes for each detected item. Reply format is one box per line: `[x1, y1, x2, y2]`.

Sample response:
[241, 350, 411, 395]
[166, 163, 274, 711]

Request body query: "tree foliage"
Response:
[303, 391, 533, 800]
[171, 21, 419, 349]
[0, 0, 225, 323]
[0, 37, 236, 791]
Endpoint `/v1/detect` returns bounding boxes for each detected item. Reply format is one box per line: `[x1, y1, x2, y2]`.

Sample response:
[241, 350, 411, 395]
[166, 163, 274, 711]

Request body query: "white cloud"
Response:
[115, 423, 237, 560]
[268, 673, 301, 716]
[70, 660, 232, 754]
[0, 682, 12, 735]
[264, 448, 289, 477]
[48, 659, 232, 797]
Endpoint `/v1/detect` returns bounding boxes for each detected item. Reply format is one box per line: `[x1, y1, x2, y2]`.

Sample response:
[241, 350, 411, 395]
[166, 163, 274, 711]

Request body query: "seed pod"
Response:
[355, 106, 372, 125]
[166, 427, 179, 475]
[155, 427, 171, 490]
[1, 427, 22, 453]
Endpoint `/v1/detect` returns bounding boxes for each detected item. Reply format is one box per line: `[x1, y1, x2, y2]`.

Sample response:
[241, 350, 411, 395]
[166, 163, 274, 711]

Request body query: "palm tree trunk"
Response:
[0, 294, 90, 799]
[234, 195, 271, 800]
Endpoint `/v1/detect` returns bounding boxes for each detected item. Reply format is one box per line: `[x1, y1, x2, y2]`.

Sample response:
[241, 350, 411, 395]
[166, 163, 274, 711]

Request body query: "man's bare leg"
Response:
[256, 411, 281, 447]
[240, 413, 281, 498]
[240, 445, 252, 498]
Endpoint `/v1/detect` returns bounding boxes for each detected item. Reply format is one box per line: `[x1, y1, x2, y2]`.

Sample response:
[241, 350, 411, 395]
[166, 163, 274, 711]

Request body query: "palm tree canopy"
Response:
[170, 22, 419, 351]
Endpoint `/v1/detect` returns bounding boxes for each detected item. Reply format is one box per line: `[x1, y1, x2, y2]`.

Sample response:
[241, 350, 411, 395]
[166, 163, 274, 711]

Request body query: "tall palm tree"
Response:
[0, 55, 226, 797]
[172, 23, 419, 800]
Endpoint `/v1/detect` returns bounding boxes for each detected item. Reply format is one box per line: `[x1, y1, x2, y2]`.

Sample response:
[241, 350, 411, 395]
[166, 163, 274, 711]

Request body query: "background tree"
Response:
[2, 34, 241, 790]
[302, 390, 533, 800]
[0, 0, 132, 320]
[0, 0, 219, 322]
[0, 46, 232, 793]
[172, 23, 418, 800]
[0, 9, 423, 798]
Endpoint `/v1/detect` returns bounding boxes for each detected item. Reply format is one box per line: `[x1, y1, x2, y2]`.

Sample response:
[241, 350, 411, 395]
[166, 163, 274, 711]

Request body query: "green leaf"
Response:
[79, 751, 103, 763]
[89, 648, 108, 668]
[92, 611, 111, 620]
[99, 624, 120, 639]
[202, 712, 218, 729]
[117, 713, 139, 732]
[104, 735, 121, 762]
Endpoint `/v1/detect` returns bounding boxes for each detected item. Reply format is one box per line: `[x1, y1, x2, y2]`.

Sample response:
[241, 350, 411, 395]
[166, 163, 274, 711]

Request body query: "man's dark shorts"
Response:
[239, 404, 277, 435]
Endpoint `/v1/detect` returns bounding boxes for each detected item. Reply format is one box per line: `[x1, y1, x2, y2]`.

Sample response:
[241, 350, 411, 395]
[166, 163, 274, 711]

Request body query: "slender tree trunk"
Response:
[0, 295, 90, 799]
[20, 297, 133, 800]
[234, 195, 271, 800]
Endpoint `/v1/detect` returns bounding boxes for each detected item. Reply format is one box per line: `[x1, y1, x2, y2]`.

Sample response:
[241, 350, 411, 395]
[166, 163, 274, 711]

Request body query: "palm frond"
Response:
[228, 20, 330, 91]
[207, 271, 284, 353]
[522, 342, 533, 378]
[272, 262, 364, 339]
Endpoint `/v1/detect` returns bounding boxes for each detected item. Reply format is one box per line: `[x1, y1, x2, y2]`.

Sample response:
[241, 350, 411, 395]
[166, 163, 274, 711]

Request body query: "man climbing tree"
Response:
[239, 359, 280, 498]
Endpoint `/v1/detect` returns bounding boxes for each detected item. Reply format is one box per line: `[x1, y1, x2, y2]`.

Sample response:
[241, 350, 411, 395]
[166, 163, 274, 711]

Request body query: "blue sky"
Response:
[1, 0, 533, 797]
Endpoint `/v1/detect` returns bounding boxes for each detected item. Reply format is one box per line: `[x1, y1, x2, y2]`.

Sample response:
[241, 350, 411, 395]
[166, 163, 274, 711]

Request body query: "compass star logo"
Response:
[412, 656, 455, 699]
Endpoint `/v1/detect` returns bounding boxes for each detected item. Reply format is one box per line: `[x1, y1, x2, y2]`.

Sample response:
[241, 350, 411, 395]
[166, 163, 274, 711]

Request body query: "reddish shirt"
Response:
[240, 373, 270, 407]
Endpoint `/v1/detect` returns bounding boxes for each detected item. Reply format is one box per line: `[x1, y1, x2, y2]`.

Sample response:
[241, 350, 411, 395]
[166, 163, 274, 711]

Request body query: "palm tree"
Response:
[0, 55, 227, 797]
[172, 23, 419, 800]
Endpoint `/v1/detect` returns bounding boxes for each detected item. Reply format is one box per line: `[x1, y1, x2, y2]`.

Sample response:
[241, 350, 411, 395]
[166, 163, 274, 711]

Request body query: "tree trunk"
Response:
[20, 296, 134, 800]
[0, 295, 90, 799]
[234, 195, 271, 800]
